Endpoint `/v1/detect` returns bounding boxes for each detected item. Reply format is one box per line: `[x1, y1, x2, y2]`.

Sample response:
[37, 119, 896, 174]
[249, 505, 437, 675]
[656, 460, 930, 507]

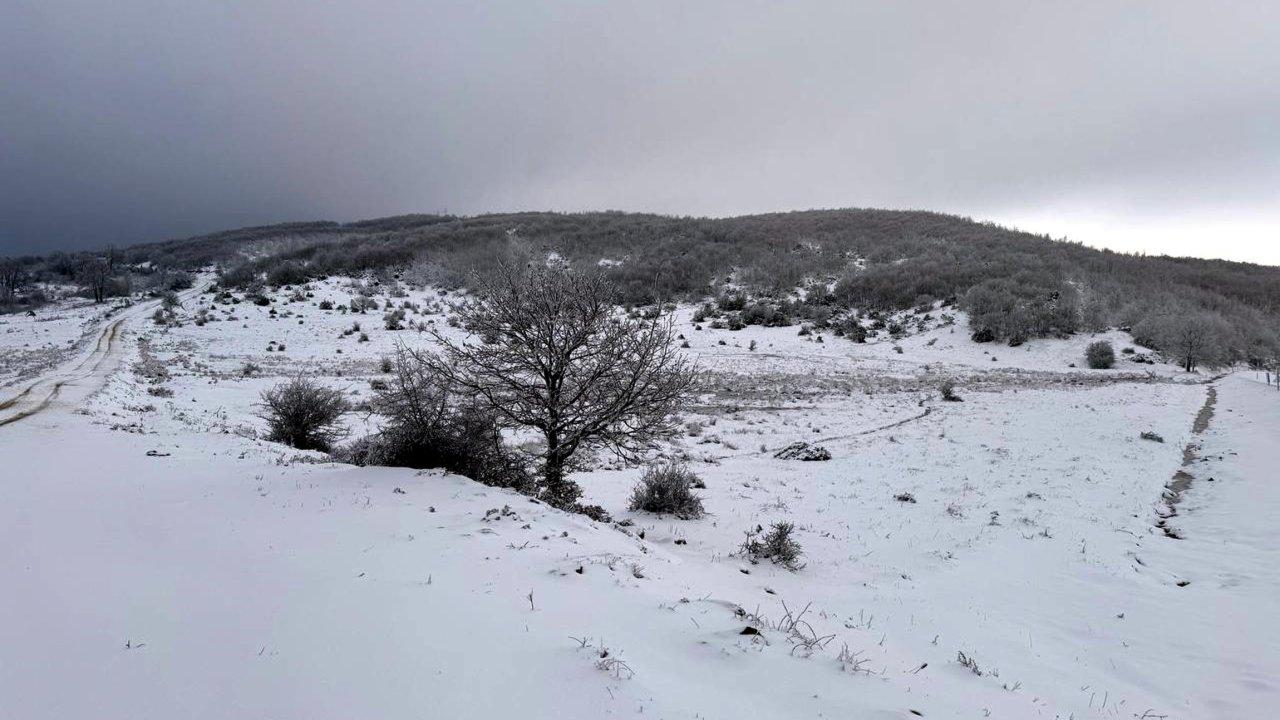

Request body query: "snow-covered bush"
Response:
[383, 309, 405, 330]
[743, 522, 804, 569]
[151, 307, 173, 326]
[627, 463, 706, 519]
[258, 377, 350, 451]
[740, 302, 790, 327]
[266, 261, 308, 287]
[1085, 340, 1115, 369]
[773, 442, 831, 461]
[740, 522, 804, 570]
[717, 293, 746, 312]
[350, 296, 378, 313]
[336, 348, 534, 493]
[831, 316, 866, 343]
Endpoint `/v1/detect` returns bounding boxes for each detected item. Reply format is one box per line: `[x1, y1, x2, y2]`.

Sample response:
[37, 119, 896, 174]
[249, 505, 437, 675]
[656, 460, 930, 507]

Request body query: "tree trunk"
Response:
[540, 437, 581, 509]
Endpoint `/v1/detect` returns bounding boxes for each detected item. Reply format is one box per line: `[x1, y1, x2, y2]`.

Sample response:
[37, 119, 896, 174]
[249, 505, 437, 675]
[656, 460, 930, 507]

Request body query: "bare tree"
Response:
[423, 263, 699, 509]
[0, 259, 27, 304]
[1152, 312, 1233, 372]
[79, 259, 112, 304]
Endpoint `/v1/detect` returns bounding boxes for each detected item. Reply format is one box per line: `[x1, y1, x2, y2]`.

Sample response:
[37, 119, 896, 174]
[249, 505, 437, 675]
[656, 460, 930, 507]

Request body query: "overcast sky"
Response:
[3, 1, 1278, 263]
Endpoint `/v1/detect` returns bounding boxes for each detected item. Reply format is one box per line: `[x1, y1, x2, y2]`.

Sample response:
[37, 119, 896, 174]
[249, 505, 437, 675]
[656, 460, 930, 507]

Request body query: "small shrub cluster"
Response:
[336, 349, 534, 493]
[740, 522, 804, 570]
[350, 296, 379, 313]
[831, 316, 867, 343]
[258, 377, 350, 451]
[266, 261, 309, 287]
[1085, 340, 1116, 369]
[739, 302, 790, 327]
[627, 463, 706, 519]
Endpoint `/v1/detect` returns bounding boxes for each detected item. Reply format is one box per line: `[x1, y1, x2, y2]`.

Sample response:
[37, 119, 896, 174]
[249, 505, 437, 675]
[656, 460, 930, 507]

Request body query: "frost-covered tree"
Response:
[1139, 312, 1234, 372]
[78, 259, 112, 304]
[423, 263, 699, 509]
[0, 259, 27, 304]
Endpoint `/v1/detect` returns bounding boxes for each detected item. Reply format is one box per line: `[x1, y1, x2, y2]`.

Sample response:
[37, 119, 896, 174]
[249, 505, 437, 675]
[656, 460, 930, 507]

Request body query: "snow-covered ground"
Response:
[0, 290, 118, 386]
[2, 276, 1276, 719]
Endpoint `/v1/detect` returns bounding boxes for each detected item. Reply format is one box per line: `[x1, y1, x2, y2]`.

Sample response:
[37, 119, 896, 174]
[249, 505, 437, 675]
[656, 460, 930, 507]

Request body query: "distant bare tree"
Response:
[1152, 312, 1233, 372]
[0, 259, 27, 304]
[79, 259, 112, 304]
[423, 263, 699, 509]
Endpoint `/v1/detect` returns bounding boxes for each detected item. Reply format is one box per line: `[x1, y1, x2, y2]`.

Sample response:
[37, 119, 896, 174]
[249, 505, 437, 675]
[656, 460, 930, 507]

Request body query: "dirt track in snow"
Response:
[0, 317, 125, 426]
[1156, 383, 1219, 538]
[0, 286, 204, 428]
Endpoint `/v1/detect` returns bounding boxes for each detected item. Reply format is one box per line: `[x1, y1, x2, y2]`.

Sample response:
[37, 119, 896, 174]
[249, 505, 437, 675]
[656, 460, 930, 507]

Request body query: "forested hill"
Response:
[6, 209, 1280, 365]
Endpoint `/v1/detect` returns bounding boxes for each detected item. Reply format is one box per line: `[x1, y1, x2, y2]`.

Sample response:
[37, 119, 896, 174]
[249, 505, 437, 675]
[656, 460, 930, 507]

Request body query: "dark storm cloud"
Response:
[3, 1, 1279, 261]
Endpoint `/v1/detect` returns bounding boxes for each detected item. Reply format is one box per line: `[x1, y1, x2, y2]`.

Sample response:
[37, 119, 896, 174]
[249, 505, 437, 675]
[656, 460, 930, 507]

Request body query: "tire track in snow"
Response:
[0, 319, 124, 427]
[0, 284, 206, 428]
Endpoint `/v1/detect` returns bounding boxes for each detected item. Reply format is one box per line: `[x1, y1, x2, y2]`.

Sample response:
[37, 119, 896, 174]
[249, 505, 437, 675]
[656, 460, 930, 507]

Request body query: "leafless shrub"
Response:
[740, 522, 804, 570]
[151, 308, 174, 326]
[335, 346, 535, 493]
[258, 377, 350, 451]
[627, 463, 706, 519]
[350, 296, 378, 313]
[957, 650, 984, 676]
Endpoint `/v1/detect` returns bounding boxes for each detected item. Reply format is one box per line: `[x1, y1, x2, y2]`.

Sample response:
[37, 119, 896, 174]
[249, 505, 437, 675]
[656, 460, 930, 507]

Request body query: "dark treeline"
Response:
[5, 209, 1279, 366]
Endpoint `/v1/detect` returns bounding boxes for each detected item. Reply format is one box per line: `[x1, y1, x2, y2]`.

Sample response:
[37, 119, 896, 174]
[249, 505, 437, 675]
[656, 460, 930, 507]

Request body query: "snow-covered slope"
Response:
[2, 277, 1274, 720]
